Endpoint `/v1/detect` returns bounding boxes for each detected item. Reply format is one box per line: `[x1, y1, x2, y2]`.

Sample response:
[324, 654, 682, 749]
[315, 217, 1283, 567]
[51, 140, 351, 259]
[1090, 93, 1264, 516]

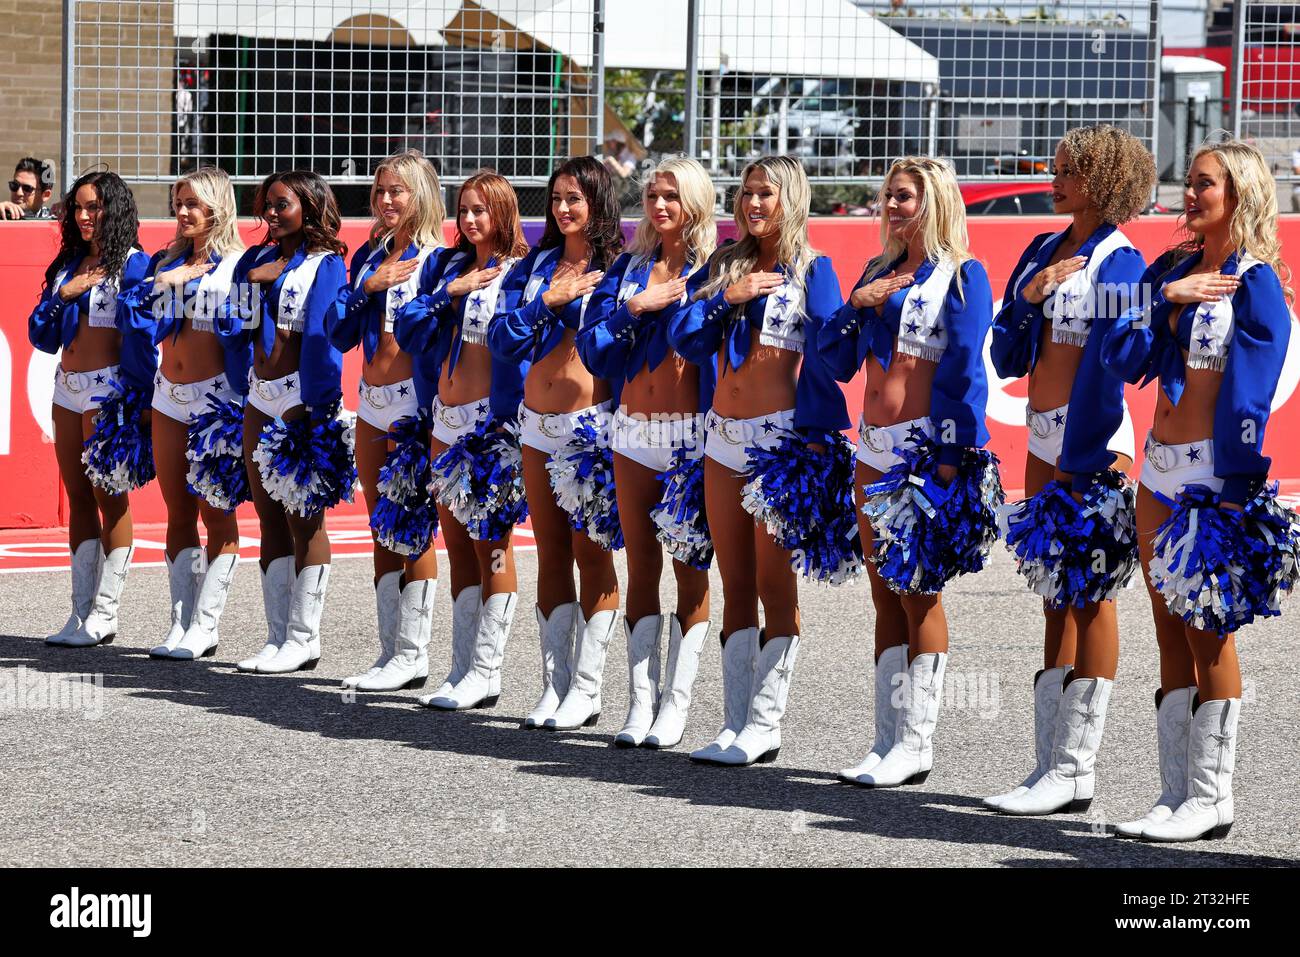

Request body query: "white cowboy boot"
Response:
[839, 644, 909, 784]
[423, 591, 517, 709]
[357, 577, 434, 691]
[999, 675, 1113, 815]
[546, 609, 619, 730]
[237, 557, 294, 672]
[432, 584, 481, 699]
[522, 602, 579, 728]
[982, 665, 1070, 808]
[858, 651, 947, 788]
[342, 570, 402, 688]
[257, 564, 329, 674]
[171, 552, 238, 660]
[614, 614, 664, 748]
[690, 627, 759, 763]
[710, 634, 800, 766]
[47, 539, 103, 645]
[149, 546, 201, 657]
[1141, 697, 1239, 842]
[64, 546, 134, 647]
[645, 615, 710, 750]
[1116, 686, 1194, 838]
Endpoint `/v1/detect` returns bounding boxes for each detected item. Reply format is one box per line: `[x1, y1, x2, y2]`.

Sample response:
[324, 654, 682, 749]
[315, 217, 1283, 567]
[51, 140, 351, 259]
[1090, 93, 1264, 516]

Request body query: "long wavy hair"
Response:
[454, 169, 529, 261]
[626, 156, 717, 270]
[161, 166, 243, 267]
[252, 170, 346, 258]
[862, 157, 972, 291]
[699, 155, 817, 302]
[44, 170, 140, 289]
[1170, 138, 1294, 303]
[538, 155, 622, 268]
[369, 149, 446, 251]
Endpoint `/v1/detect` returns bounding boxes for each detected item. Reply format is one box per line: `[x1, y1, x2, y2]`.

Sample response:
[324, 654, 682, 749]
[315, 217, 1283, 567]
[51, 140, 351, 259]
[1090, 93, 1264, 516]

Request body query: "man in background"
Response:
[1, 158, 54, 220]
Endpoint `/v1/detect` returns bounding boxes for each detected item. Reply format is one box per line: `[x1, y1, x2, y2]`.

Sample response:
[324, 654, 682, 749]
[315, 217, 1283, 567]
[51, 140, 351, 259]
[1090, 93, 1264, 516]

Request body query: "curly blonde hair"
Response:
[1171, 138, 1294, 304]
[1058, 125, 1155, 225]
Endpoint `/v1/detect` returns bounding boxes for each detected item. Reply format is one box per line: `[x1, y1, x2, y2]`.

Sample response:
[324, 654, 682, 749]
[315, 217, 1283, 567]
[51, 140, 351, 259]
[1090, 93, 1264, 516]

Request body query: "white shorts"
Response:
[856, 415, 933, 473]
[246, 369, 303, 420]
[151, 370, 239, 424]
[702, 408, 795, 474]
[518, 400, 613, 457]
[1027, 401, 1136, 467]
[52, 364, 120, 415]
[431, 395, 490, 447]
[611, 408, 703, 474]
[1139, 433, 1223, 502]
[357, 377, 419, 431]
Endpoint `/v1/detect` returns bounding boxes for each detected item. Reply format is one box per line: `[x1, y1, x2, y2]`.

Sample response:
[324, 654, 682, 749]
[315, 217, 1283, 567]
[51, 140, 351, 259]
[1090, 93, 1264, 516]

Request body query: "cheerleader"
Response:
[577, 157, 717, 748]
[116, 168, 250, 661]
[30, 171, 152, 648]
[228, 171, 352, 675]
[985, 127, 1154, 815]
[330, 151, 444, 692]
[1102, 139, 1297, 842]
[669, 155, 853, 767]
[816, 157, 998, 787]
[396, 169, 530, 710]
[487, 156, 623, 731]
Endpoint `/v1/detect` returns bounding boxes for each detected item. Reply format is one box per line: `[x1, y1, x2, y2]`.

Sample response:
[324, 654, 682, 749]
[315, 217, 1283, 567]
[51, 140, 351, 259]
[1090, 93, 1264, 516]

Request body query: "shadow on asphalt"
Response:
[5, 632, 1294, 869]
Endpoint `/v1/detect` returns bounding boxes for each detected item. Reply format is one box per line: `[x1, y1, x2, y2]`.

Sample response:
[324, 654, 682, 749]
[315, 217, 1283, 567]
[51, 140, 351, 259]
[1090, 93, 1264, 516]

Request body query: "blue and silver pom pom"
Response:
[428, 419, 529, 542]
[651, 447, 713, 570]
[82, 380, 156, 493]
[546, 412, 623, 551]
[185, 393, 249, 512]
[1001, 471, 1137, 608]
[1150, 482, 1300, 634]
[252, 402, 357, 519]
[862, 443, 1004, 595]
[741, 432, 863, 586]
[371, 412, 436, 557]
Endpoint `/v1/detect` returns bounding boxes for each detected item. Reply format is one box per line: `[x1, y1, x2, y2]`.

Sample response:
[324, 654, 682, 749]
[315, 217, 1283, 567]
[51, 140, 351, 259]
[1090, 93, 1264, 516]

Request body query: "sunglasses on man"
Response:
[9, 180, 41, 195]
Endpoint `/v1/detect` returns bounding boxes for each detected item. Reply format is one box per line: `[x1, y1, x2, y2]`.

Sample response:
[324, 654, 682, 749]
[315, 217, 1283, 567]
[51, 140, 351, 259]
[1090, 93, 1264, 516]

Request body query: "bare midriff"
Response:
[622, 350, 698, 417]
[254, 328, 302, 381]
[60, 261, 120, 373]
[524, 328, 610, 413]
[1027, 334, 1086, 413]
[161, 317, 225, 383]
[711, 329, 799, 419]
[1151, 301, 1219, 445]
[438, 336, 493, 407]
[362, 330, 413, 387]
[861, 347, 937, 427]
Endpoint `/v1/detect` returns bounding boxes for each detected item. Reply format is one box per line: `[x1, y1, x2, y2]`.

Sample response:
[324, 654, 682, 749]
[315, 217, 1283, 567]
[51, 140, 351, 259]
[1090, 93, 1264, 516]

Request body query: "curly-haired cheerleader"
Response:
[396, 169, 531, 710]
[120, 168, 250, 661]
[30, 171, 152, 648]
[488, 156, 623, 731]
[227, 171, 351, 675]
[330, 151, 445, 692]
[577, 157, 717, 748]
[817, 157, 999, 787]
[1102, 139, 1298, 842]
[670, 155, 854, 767]
[986, 127, 1155, 815]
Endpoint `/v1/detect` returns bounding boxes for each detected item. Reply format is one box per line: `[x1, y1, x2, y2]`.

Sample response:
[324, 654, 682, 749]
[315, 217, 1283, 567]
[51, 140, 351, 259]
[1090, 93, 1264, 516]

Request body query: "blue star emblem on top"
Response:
[904, 319, 921, 335]
[774, 291, 792, 312]
[910, 296, 927, 314]
[1196, 307, 1215, 326]
[93, 294, 110, 312]
[391, 288, 407, 307]
[1196, 334, 1215, 351]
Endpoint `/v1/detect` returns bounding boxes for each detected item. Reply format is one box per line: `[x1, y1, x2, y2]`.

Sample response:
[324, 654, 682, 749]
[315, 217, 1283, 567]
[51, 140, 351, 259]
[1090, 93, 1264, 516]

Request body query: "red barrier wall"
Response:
[3, 216, 1299, 528]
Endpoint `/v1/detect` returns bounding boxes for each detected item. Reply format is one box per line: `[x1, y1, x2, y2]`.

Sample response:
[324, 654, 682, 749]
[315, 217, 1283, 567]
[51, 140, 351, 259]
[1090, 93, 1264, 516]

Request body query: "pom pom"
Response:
[252, 401, 357, 519]
[545, 412, 623, 551]
[862, 443, 1004, 594]
[1001, 471, 1137, 608]
[650, 447, 713, 570]
[370, 412, 436, 557]
[429, 419, 529, 542]
[741, 432, 863, 585]
[185, 393, 249, 512]
[82, 381, 156, 493]
[1150, 482, 1300, 633]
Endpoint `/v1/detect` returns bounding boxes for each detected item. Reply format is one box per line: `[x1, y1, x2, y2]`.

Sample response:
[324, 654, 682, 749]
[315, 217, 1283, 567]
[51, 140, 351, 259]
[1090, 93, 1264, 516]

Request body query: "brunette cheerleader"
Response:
[226, 171, 352, 675]
[816, 157, 999, 787]
[487, 156, 623, 731]
[330, 150, 444, 692]
[986, 126, 1155, 815]
[30, 171, 152, 648]
[1102, 139, 1298, 842]
[577, 157, 717, 748]
[396, 169, 531, 710]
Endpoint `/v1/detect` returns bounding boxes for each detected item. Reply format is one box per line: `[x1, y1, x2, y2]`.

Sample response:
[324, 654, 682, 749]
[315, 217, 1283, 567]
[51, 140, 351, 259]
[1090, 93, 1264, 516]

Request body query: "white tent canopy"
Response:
[174, 1, 455, 45]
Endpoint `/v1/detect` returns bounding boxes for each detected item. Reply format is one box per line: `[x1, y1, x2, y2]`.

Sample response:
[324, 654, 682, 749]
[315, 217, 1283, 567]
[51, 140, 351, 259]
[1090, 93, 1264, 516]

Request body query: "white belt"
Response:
[1143, 435, 1213, 473]
[434, 398, 482, 430]
[249, 369, 298, 402]
[360, 379, 411, 411]
[857, 421, 894, 455]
